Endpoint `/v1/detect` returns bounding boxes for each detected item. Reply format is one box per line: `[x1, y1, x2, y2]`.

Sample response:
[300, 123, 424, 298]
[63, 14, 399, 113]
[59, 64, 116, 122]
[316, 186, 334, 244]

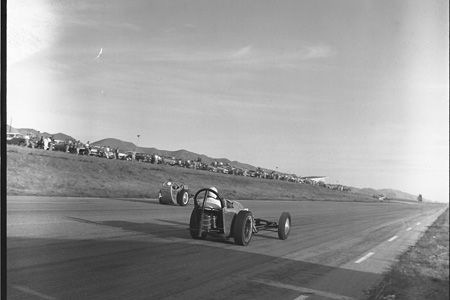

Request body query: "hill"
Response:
[11, 126, 260, 172]
[5, 125, 21, 133]
[17, 128, 75, 141]
[353, 187, 420, 201]
[91, 138, 259, 171]
[8, 125, 420, 200]
[7, 145, 382, 202]
[91, 138, 137, 151]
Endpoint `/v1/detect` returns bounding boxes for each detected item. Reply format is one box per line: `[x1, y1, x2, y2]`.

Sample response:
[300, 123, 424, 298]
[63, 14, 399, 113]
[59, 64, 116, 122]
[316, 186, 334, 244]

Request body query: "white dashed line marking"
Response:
[416, 222, 421, 225]
[355, 252, 374, 264]
[252, 279, 355, 300]
[12, 286, 57, 300]
[388, 236, 398, 242]
[407, 227, 412, 231]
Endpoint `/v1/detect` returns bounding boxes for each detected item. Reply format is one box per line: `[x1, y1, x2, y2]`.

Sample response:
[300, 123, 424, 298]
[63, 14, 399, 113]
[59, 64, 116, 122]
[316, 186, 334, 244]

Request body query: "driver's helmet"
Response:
[208, 187, 218, 198]
[205, 187, 221, 209]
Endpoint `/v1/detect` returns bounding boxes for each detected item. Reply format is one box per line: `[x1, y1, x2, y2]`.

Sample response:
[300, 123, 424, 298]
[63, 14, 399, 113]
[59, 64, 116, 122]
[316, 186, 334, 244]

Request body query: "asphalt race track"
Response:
[7, 196, 446, 300]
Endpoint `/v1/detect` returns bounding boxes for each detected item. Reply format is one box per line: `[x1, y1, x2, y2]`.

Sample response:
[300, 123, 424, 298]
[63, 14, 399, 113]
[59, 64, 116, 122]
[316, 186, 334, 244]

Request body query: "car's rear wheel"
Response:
[189, 209, 206, 240]
[278, 212, 291, 240]
[234, 210, 253, 246]
[177, 190, 189, 206]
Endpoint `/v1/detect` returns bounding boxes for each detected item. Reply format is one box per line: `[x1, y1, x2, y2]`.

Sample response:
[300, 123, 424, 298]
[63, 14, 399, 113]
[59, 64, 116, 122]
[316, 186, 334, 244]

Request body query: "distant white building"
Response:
[301, 176, 328, 183]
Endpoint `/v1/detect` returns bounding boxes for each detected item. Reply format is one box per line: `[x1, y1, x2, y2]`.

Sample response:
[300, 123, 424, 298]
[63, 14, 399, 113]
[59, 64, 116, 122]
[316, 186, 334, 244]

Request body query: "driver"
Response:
[205, 186, 246, 212]
[203, 186, 257, 233]
[204, 187, 222, 209]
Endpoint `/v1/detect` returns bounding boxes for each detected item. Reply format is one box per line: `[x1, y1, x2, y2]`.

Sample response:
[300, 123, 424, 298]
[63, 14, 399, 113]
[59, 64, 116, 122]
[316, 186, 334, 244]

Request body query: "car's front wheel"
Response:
[177, 190, 189, 206]
[278, 212, 291, 240]
[233, 210, 253, 246]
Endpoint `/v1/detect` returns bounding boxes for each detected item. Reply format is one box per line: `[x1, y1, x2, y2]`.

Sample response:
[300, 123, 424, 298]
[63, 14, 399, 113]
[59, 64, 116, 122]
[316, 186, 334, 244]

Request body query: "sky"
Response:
[7, 0, 449, 202]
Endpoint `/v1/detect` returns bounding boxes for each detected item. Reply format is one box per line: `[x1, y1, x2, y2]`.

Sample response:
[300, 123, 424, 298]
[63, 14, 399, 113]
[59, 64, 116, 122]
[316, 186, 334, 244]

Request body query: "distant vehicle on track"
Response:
[158, 181, 190, 206]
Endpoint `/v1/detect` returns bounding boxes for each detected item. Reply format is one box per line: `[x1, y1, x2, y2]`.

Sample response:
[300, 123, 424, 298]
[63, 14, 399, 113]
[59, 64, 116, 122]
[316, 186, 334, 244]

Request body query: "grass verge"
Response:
[366, 208, 449, 300]
[7, 145, 379, 201]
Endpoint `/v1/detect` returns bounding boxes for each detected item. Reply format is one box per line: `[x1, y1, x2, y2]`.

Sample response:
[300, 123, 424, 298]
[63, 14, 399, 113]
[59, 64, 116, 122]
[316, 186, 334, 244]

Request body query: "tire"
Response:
[278, 212, 291, 240]
[18, 141, 25, 147]
[177, 190, 189, 206]
[233, 210, 253, 246]
[189, 209, 206, 240]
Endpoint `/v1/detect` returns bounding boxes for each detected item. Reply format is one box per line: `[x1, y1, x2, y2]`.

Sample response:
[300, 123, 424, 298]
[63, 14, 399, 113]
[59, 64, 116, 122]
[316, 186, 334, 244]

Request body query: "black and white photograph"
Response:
[4, 1, 449, 299]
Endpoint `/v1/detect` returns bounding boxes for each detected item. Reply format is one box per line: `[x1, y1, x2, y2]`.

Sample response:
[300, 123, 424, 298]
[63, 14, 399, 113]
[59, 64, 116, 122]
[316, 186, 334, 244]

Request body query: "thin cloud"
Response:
[302, 45, 335, 59]
[122, 23, 142, 32]
[231, 45, 253, 59]
[140, 43, 334, 68]
[227, 43, 335, 65]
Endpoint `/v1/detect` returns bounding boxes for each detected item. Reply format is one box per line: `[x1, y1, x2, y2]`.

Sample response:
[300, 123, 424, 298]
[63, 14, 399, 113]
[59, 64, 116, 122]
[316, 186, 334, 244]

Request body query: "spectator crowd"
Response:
[11, 131, 353, 192]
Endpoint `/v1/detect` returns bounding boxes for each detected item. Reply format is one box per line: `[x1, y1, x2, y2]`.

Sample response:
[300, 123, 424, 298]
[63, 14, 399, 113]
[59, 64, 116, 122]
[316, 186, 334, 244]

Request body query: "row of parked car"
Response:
[5, 133, 153, 163]
[7, 132, 354, 192]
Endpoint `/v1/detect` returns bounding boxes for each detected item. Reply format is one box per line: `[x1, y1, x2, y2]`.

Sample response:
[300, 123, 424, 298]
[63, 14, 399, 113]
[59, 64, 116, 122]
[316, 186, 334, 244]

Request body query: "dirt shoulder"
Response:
[366, 208, 449, 300]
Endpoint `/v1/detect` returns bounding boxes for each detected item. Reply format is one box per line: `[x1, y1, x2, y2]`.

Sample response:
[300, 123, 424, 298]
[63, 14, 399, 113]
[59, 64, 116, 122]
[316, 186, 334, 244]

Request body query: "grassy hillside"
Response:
[17, 128, 74, 141]
[7, 145, 379, 202]
[7, 127, 433, 201]
[91, 138, 261, 171]
[353, 187, 420, 201]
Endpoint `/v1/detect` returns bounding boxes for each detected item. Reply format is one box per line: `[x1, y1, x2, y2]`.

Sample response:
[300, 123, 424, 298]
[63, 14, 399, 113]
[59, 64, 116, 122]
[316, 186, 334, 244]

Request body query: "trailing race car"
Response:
[189, 187, 291, 246]
[158, 181, 190, 206]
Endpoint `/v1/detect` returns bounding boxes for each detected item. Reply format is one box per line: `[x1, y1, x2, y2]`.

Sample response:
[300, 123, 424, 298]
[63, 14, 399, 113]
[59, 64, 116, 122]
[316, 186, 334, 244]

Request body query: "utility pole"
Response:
[136, 135, 140, 151]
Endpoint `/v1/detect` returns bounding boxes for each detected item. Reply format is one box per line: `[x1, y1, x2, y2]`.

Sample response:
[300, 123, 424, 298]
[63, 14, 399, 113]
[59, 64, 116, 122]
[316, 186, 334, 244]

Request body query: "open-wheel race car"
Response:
[189, 188, 291, 246]
[158, 181, 190, 206]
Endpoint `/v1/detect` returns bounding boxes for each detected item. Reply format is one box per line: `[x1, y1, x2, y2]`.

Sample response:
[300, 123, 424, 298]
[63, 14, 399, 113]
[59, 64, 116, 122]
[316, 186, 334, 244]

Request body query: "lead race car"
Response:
[158, 181, 190, 206]
[189, 187, 291, 246]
